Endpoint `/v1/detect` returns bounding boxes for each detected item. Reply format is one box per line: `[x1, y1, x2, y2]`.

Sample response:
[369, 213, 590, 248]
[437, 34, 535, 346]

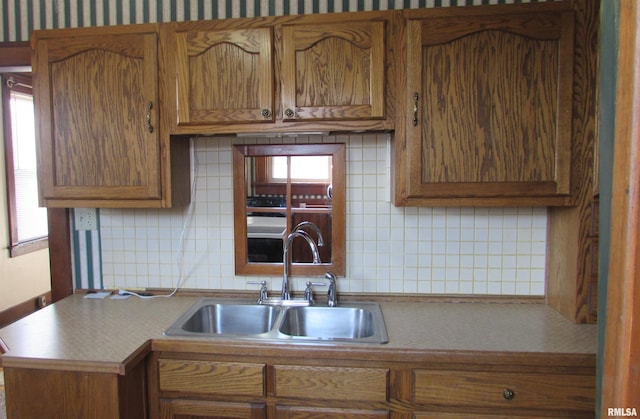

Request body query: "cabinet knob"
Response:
[261, 108, 271, 119]
[284, 108, 295, 118]
[503, 388, 515, 400]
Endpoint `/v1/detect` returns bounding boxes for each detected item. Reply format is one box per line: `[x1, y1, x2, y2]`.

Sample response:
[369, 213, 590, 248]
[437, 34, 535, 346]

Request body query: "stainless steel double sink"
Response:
[164, 298, 388, 344]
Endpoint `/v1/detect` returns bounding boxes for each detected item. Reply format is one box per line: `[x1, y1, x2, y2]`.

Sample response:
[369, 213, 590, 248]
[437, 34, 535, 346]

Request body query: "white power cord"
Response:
[119, 138, 200, 299]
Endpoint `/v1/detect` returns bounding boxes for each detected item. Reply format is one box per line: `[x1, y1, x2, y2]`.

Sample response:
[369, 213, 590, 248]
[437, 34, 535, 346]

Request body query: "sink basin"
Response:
[165, 299, 281, 336]
[164, 298, 388, 344]
[279, 306, 376, 339]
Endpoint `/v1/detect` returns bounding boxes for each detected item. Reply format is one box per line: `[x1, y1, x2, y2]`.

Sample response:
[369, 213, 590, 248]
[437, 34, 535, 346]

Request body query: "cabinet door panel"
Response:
[281, 21, 385, 121]
[34, 32, 161, 202]
[399, 9, 574, 204]
[175, 27, 274, 125]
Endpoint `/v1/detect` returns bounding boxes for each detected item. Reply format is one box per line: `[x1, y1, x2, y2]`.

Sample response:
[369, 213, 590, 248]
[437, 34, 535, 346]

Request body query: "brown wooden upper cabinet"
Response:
[173, 26, 275, 125]
[164, 12, 392, 134]
[33, 25, 190, 208]
[393, 3, 576, 206]
[280, 20, 385, 122]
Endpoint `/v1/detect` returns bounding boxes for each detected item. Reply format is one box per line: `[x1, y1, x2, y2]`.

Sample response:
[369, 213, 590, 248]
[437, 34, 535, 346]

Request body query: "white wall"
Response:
[99, 134, 547, 296]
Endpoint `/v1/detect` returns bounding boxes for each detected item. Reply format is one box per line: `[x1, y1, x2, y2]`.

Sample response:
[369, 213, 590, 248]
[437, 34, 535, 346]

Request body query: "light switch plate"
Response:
[74, 208, 98, 231]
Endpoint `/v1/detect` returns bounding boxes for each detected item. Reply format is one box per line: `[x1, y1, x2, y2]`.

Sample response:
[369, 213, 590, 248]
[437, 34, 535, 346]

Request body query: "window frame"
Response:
[0, 40, 72, 307]
[2, 71, 48, 257]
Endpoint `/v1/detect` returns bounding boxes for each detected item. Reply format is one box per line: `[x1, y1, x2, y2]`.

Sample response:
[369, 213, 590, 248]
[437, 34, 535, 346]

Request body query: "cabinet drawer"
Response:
[413, 370, 594, 411]
[160, 399, 266, 418]
[274, 365, 388, 402]
[159, 359, 265, 397]
[275, 405, 389, 418]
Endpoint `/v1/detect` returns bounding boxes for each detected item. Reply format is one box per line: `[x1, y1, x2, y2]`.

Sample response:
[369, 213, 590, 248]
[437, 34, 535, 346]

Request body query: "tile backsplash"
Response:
[97, 134, 547, 296]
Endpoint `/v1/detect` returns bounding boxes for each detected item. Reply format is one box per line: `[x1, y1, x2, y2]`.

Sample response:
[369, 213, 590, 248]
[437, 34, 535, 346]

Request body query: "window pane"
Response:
[271, 156, 331, 182]
[9, 90, 48, 242]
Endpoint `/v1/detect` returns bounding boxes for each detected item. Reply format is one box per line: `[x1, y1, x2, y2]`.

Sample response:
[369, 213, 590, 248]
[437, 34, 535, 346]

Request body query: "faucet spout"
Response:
[292, 221, 324, 247]
[282, 228, 322, 300]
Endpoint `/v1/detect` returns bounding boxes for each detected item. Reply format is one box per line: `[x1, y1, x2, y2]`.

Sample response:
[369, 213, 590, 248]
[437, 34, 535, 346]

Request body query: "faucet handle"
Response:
[247, 281, 268, 304]
[325, 272, 338, 307]
[304, 281, 326, 304]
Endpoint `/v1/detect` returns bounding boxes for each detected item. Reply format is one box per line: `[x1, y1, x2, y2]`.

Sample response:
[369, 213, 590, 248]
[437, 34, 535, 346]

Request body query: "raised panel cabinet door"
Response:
[281, 21, 385, 121]
[34, 31, 161, 203]
[174, 27, 274, 125]
[403, 8, 574, 202]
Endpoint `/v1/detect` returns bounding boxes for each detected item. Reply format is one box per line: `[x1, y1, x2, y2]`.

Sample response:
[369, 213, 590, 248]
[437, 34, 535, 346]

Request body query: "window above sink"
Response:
[233, 143, 346, 277]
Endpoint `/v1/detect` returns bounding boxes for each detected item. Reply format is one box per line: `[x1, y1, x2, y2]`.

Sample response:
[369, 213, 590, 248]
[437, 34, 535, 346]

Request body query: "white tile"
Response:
[95, 134, 547, 296]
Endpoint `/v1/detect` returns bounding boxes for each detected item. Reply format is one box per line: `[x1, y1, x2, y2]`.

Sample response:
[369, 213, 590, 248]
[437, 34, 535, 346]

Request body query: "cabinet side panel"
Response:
[4, 368, 120, 418]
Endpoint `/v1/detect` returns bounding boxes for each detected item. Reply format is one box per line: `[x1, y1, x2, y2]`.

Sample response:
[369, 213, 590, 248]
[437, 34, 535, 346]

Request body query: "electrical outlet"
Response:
[74, 208, 98, 231]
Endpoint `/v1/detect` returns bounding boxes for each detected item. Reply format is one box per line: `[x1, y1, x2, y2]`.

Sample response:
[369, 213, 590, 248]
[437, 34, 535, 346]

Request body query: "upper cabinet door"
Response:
[396, 6, 575, 206]
[34, 30, 163, 205]
[280, 21, 385, 121]
[174, 27, 275, 125]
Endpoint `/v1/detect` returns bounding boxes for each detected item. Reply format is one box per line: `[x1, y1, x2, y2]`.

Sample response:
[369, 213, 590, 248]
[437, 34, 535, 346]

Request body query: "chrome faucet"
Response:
[325, 271, 338, 307]
[281, 222, 324, 300]
[292, 221, 324, 247]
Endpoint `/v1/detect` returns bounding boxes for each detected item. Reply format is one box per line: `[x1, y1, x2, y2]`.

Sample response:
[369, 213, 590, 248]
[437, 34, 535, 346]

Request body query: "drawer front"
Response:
[275, 405, 389, 418]
[159, 359, 265, 397]
[274, 365, 388, 402]
[160, 399, 267, 418]
[413, 370, 594, 411]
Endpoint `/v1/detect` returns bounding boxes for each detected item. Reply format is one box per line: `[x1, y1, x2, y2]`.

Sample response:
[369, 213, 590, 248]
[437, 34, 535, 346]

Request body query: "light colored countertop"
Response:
[0, 294, 597, 374]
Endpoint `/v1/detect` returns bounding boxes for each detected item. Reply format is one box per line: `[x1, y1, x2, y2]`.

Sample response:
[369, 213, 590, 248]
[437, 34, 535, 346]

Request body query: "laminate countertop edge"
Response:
[0, 294, 598, 374]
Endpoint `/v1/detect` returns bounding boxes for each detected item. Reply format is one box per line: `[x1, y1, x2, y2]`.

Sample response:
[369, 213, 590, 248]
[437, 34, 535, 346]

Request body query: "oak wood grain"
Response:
[413, 370, 594, 411]
[175, 26, 274, 124]
[4, 361, 146, 419]
[159, 359, 265, 397]
[160, 399, 266, 419]
[274, 405, 389, 418]
[601, 0, 640, 410]
[546, 0, 600, 323]
[273, 364, 389, 402]
[281, 21, 385, 121]
[32, 24, 190, 208]
[397, 5, 574, 204]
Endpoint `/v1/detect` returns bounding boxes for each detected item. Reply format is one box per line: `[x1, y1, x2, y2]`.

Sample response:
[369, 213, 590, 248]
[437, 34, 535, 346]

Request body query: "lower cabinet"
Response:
[150, 351, 595, 419]
[153, 354, 392, 418]
[4, 360, 147, 419]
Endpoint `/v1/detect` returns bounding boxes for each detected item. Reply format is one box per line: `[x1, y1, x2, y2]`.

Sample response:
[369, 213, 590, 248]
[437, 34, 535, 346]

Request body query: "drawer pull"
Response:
[503, 388, 515, 400]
